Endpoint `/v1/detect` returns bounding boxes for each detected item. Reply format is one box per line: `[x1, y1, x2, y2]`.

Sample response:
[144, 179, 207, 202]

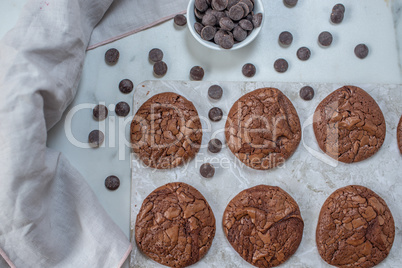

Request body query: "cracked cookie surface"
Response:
[222, 185, 304, 268]
[398, 116, 402, 154]
[316, 185, 395, 268]
[313, 86, 386, 163]
[135, 182, 216, 268]
[131, 92, 202, 169]
[225, 88, 301, 170]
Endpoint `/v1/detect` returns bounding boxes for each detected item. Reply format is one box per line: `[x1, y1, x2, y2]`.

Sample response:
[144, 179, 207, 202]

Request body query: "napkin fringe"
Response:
[0, 247, 16, 268]
[87, 10, 186, 51]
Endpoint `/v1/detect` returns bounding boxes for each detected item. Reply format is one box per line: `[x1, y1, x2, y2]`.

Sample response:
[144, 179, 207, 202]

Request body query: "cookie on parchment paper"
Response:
[131, 92, 202, 169]
[135, 182, 216, 268]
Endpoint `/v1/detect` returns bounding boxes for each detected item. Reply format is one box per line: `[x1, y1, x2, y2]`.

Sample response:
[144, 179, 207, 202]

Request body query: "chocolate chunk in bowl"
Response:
[130, 92, 203, 169]
[225, 87, 301, 170]
[316, 185, 395, 268]
[135, 182, 216, 267]
[223, 185, 304, 267]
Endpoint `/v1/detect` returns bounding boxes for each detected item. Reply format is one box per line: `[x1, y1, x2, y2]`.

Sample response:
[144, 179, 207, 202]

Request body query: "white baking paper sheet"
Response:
[130, 80, 402, 268]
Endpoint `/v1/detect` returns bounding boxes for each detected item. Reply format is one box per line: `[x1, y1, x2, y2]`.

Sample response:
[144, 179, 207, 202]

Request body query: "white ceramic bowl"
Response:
[187, 0, 264, 51]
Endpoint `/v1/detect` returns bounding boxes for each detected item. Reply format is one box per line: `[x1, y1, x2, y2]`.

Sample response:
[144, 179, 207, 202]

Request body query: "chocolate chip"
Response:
[299, 86, 315, 101]
[153, 61, 168, 77]
[283, 0, 298, 7]
[331, 9, 344, 24]
[105, 176, 120, 191]
[202, 13, 217, 26]
[93, 104, 108, 121]
[220, 17, 235, 31]
[195, 0, 209, 12]
[148, 48, 163, 62]
[208, 85, 223, 100]
[194, 22, 204, 35]
[195, 8, 205, 20]
[252, 13, 263, 28]
[297, 47, 311, 61]
[208, 139, 222, 153]
[333, 3, 345, 14]
[219, 33, 234, 49]
[227, 0, 239, 9]
[318, 31, 333, 47]
[88, 130, 104, 147]
[355, 44, 369, 59]
[105, 48, 119, 65]
[229, 5, 244, 21]
[233, 25, 247, 41]
[190, 66, 205, 80]
[174, 14, 187, 26]
[201, 26, 217, 41]
[242, 63, 256, 77]
[212, 0, 228, 11]
[209, 107, 223, 122]
[279, 31, 293, 47]
[239, 19, 253, 31]
[115, 101, 130, 117]
[200, 163, 215, 178]
[119, 79, 134, 94]
[274, 58, 288, 73]
[237, 2, 250, 17]
[241, 0, 254, 12]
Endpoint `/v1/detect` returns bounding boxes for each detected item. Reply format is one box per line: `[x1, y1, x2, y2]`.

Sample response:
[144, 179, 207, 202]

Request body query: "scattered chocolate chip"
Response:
[252, 13, 263, 28]
[274, 58, 289, 73]
[331, 9, 344, 24]
[93, 104, 108, 121]
[209, 107, 223, 122]
[190, 66, 205, 80]
[332, 3, 345, 14]
[318, 31, 333, 47]
[153, 61, 168, 76]
[119, 79, 134, 94]
[239, 19, 253, 31]
[283, 0, 298, 7]
[202, 13, 217, 26]
[299, 86, 315, 101]
[233, 25, 247, 41]
[194, 22, 204, 35]
[229, 5, 244, 21]
[219, 33, 234, 49]
[208, 85, 223, 100]
[105, 48, 119, 65]
[88, 130, 104, 147]
[220, 17, 235, 31]
[201, 26, 217, 41]
[105, 176, 120, 191]
[200, 163, 215, 178]
[115, 101, 130, 117]
[297, 47, 311, 61]
[242, 63, 256, 77]
[355, 44, 369, 59]
[195, 0, 209, 12]
[174, 14, 187, 26]
[208, 139, 222, 153]
[279, 31, 293, 47]
[212, 0, 228, 11]
[148, 48, 163, 62]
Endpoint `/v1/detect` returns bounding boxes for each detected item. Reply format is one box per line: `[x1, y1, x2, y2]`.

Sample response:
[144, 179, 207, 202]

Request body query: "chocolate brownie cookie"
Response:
[313, 86, 386, 163]
[398, 115, 402, 154]
[131, 93, 202, 169]
[135, 182, 216, 268]
[223, 185, 304, 267]
[225, 88, 301, 170]
[316, 185, 395, 268]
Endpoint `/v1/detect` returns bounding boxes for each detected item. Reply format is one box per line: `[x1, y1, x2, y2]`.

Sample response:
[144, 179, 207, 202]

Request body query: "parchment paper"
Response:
[130, 81, 402, 268]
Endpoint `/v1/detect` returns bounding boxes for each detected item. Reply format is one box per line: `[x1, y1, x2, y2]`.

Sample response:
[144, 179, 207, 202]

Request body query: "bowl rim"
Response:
[186, 0, 265, 51]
